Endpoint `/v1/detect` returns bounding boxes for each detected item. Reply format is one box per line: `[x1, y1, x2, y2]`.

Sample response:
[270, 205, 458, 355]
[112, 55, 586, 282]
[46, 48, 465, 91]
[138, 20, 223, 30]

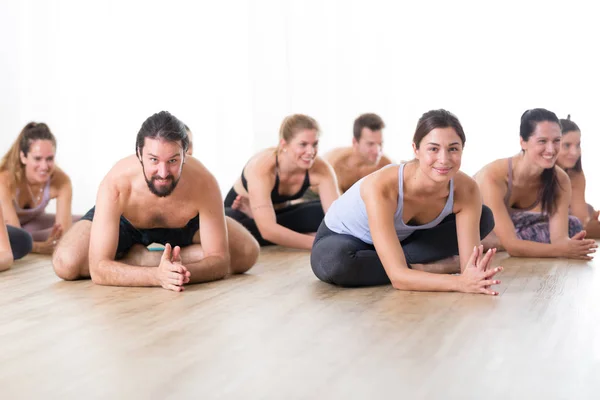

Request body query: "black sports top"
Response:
[241, 155, 311, 204]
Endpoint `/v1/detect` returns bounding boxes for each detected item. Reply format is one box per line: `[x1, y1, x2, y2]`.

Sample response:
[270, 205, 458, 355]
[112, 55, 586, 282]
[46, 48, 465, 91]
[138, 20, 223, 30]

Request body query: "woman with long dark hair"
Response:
[475, 109, 596, 259]
[311, 109, 501, 294]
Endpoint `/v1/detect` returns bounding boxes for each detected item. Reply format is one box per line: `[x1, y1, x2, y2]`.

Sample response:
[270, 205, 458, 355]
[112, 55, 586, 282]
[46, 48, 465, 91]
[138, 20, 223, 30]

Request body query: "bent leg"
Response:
[22, 213, 56, 241]
[275, 200, 324, 233]
[225, 207, 270, 246]
[129, 216, 259, 283]
[7, 225, 33, 260]
[52, 220, 92, 280]
[310, 222, 390, 287]
[402, 205, 495, 265]
[225, 217, 259, 274]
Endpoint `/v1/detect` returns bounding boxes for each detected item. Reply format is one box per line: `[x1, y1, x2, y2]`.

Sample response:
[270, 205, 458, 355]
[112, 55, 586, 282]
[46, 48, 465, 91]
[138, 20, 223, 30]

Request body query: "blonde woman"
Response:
[224, 114, 340, 250]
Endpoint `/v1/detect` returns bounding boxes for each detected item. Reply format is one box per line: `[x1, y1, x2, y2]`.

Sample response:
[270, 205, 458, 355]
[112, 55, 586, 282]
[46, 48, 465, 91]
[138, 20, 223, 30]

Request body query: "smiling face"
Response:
[279, 129, 319, 169]
[353, 127, 383, 165]
[557, 130, 581, 170]
[139, 138, 185, 197]
[20, 139, 56, 184]
[520, 120, 562, 169]
[413, 127, 463, 183]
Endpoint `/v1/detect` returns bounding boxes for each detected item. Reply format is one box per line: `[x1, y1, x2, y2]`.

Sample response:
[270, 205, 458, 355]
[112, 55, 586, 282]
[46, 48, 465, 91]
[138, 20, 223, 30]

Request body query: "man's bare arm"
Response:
[185, 171, 230, 283]
[88, 179, 163, 287]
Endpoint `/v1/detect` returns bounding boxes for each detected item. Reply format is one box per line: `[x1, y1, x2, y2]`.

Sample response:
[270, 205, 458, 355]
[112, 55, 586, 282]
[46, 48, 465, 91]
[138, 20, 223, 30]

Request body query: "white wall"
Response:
[1, 0, 599, 214]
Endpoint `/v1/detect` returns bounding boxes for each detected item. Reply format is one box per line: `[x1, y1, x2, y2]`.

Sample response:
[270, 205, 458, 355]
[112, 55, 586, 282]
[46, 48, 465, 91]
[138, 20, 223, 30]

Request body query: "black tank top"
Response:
[241, 154, 311, 204]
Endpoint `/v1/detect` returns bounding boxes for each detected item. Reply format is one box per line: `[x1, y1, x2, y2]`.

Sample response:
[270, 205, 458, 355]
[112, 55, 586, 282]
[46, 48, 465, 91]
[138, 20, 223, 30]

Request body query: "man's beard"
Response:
[145, 175, 180, 197]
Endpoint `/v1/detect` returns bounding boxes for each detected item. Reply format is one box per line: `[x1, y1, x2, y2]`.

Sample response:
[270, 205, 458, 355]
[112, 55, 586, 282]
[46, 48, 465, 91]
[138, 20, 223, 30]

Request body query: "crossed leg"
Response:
[52, 217, 260, 282]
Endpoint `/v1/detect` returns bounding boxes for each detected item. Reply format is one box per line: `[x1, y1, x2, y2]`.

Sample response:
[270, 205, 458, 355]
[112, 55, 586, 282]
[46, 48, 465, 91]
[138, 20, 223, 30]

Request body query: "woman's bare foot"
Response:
[411, 256, 460, 274]
[481, 231, 504, 252]
[232, 195, 254, 218]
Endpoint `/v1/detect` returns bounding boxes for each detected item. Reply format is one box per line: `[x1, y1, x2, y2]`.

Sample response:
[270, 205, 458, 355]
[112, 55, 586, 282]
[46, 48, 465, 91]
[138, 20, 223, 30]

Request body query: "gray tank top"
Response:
[324, 163, 455, 244]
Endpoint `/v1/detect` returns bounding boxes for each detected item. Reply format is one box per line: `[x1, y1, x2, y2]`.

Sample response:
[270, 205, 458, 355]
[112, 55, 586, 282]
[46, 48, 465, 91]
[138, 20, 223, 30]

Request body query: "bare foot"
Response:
[481, 231, 504, 252]
[411, 256, 460, 274]
[232, 195, 254, 218]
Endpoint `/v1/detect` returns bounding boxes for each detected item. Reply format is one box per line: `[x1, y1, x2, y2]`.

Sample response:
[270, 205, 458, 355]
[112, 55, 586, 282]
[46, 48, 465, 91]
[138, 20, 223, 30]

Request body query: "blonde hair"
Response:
[279, 114, 320, 143]
[0, 122, 56, 189]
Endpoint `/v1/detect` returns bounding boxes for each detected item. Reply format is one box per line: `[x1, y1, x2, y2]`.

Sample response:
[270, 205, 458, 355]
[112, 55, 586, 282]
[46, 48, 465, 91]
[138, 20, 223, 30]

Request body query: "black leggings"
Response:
[224, 190, 324, 246]
[7, 225, 33, 260]
[310, 205, 495, 287]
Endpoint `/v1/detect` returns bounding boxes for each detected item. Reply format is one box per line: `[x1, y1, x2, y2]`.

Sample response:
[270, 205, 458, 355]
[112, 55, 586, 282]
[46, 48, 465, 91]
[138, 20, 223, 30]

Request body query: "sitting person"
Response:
[1, 206, 33, 271]
[311, 109, 502, 295]
[0, 122, 78, 254]
[52, 111, 260, 291]
[475, 108, 596, 259]
[324, 113, 393, 193]
[224, 114, 340, 250]
[556, 115, 600, 238]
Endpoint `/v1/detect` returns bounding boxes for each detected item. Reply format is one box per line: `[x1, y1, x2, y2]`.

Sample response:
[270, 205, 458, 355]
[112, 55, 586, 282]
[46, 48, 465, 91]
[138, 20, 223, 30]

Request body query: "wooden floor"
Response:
[1, 246, 600, 399]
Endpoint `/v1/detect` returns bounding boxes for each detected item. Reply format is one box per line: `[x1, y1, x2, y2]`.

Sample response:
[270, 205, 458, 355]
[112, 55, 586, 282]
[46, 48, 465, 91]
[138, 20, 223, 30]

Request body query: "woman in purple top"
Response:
[311, 109, 501, 295]
[0, 122, 77, 255]
[475, 109, 596, 259]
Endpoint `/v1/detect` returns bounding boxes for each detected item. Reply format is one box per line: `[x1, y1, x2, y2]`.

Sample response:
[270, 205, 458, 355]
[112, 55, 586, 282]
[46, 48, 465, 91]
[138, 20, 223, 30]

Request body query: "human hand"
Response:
[458, 245, 503, 296]
[36, 224, 63, 254]
[156, 244, 191, 292]
[558, 231, 597, 260]
[232, 194, 253, 218]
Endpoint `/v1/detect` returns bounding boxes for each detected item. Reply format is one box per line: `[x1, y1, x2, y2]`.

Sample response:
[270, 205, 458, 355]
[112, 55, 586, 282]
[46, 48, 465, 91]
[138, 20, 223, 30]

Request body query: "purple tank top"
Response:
[13, 179, 52, 225]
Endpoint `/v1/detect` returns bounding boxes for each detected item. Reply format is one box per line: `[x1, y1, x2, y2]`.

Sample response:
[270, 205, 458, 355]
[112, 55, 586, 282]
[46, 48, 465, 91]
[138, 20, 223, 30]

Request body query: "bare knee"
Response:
[230, 234, 259, 274]
[52, 246, 86, 281]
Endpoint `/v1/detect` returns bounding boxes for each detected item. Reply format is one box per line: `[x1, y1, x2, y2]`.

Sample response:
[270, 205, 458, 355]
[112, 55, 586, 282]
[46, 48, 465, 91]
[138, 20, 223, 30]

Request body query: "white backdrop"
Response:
[1, 0, 599, 214]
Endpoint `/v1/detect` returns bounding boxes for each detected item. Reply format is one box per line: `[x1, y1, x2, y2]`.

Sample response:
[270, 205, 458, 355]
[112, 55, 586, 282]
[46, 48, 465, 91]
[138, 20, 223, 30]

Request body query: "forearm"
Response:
[0, 251, 13, 271]
[186, 255, 230, 283]
[260, 225, 313, 250]
[91, 259, 159, 287]
[57, 215, 73, 231]
[503, 238, 561, 258]
[390, 268, 461, 292]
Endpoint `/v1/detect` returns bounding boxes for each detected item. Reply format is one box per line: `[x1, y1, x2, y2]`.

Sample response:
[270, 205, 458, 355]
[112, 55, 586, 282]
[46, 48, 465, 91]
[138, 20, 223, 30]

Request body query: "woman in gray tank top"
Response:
[311, 110, 501, 295]
[474, 109, 596, 259]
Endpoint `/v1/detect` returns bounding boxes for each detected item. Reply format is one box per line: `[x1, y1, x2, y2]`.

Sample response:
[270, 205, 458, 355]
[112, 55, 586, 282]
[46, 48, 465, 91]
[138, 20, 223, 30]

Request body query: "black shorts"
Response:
[81, 206, 200, 259]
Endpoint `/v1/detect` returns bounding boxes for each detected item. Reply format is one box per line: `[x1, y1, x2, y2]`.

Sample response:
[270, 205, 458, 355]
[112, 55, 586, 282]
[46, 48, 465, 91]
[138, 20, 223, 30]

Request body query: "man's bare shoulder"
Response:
[378, 154, 393, 167]
[181, 156, 214, 180]
[100, 155, 141, 193]
[323, 147, 353, 165]
[180, 157, 220, 195]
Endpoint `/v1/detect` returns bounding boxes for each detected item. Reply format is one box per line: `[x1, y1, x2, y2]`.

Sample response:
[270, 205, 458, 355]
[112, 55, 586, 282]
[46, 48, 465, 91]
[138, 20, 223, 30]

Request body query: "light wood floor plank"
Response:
[1, 247, 599, 399]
